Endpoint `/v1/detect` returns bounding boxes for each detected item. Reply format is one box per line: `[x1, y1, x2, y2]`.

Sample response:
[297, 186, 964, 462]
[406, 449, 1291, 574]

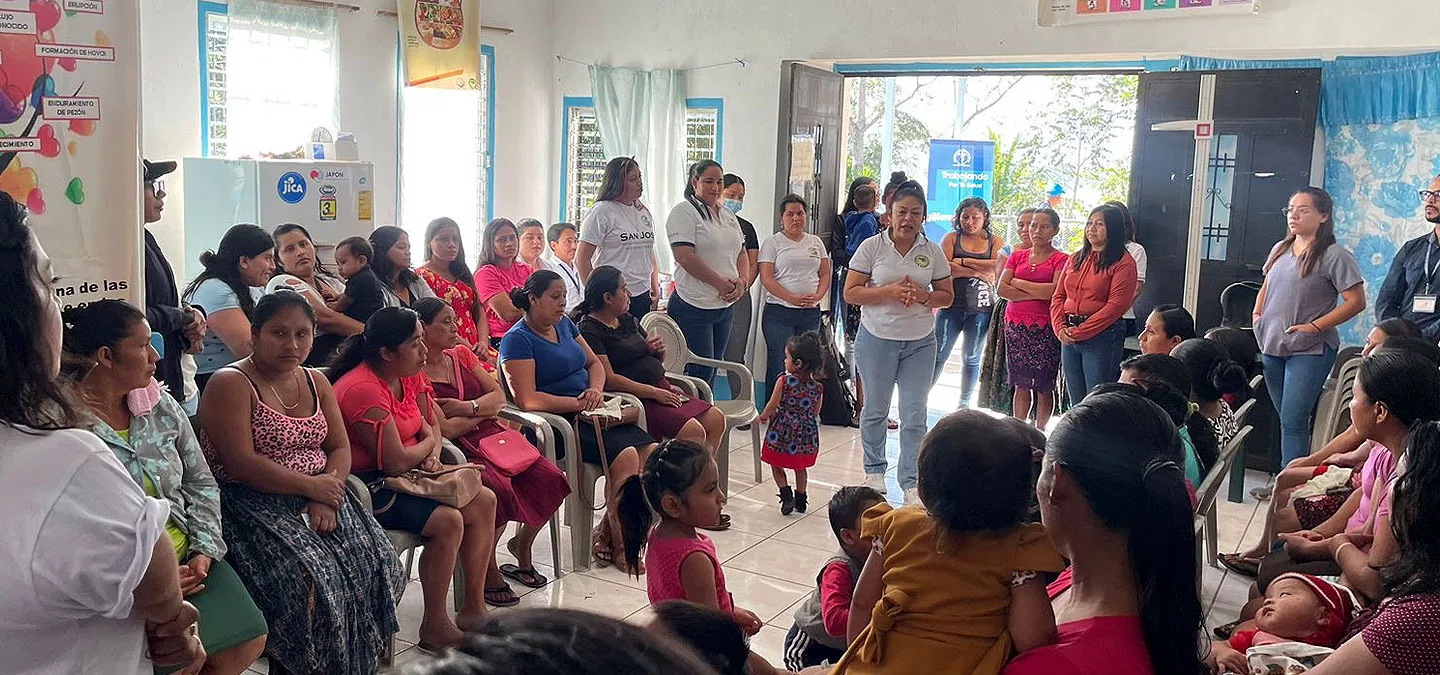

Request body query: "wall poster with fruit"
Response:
[0, 0, 141, 308]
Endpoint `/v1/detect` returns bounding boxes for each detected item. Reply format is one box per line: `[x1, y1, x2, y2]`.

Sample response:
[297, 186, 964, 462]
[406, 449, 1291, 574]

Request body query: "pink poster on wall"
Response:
[1039, 0, 1257, 26]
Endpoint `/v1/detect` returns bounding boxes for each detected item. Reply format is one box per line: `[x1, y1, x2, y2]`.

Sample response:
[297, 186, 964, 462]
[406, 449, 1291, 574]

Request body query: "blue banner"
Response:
[925, 139, 995, 242]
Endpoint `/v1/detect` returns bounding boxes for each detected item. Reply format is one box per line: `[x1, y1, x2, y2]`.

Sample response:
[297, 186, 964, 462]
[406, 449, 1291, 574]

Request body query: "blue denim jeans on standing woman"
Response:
[854, 326, 935, 491]
[667, 295, 735, 385]
[761, 304, 822, 398]
[1262, 345, 1338, 466]
[1060, 321, 1126, 407]
[932, 308, 992, 404]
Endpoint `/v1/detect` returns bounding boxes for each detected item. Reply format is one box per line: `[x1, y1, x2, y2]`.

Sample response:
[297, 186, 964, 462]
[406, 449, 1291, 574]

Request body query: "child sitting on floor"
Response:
[1207, 572, 1356, 674]
[783, 486, 885, 670]
[831, 410, 1065, 675]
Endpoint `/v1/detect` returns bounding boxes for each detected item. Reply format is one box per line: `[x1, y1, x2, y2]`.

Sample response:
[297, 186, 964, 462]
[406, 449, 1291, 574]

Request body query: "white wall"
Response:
[138, 0, 554, 276]
[551, 0, 1440, 237]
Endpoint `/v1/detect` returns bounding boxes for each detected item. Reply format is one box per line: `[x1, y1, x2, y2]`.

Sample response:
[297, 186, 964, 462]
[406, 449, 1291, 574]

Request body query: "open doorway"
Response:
[840, 72, 1140, 408]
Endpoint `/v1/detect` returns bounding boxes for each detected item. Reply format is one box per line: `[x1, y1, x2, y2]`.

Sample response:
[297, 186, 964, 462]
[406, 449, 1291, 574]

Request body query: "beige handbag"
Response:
[381, 462, 486, 508]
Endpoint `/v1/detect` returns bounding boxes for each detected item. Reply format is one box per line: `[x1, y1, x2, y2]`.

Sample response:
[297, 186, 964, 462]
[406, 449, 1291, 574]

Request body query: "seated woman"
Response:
[498, 270, 657, 572]
[269, 223, 363, 365]
[330, 307, 501, 647]
[1171, 337, 1250, 447]
[64, 299, 267, 675]
[1114, 353, 1220, 489]
[198, 291, 402, 674]
[414, 297, 570, 594]
[574, 266, 729, 530]
[1137, 303, 1195, 355]
[183, 223, 275, 392]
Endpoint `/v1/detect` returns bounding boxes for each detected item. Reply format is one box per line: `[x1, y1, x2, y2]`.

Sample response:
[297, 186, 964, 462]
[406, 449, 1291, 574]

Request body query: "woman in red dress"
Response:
[418, 217, 488, 357]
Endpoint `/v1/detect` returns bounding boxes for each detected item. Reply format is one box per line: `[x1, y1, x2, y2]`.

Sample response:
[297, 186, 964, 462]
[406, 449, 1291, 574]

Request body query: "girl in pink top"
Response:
[475, 218, 535, 348]
[615, 440, 760, 632]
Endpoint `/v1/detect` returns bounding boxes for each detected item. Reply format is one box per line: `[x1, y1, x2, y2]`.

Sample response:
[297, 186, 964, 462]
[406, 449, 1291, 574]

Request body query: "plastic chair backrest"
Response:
[639, 311, 691, 374]
[1220, 282, 1262, 328]
[1231, 398, 1257, 430]
[1195, 425, 1252, 516]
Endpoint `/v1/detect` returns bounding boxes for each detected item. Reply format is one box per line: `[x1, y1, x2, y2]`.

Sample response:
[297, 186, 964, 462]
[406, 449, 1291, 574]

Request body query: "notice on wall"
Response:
[0, 0, 141, 308]
[398, 0, 482, 89]
[1039, 0, 1258, 27]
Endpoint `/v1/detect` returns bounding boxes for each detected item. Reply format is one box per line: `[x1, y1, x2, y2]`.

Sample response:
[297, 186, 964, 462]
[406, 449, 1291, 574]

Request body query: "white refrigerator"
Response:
[181, 158, 375, 280]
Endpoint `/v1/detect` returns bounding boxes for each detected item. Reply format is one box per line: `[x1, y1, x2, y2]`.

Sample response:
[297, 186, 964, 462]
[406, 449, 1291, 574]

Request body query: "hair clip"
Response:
[1142, 458, 1181, 480]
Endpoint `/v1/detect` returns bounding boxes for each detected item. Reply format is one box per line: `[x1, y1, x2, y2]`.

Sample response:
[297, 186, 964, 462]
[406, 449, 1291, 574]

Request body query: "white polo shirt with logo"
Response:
[849, 231, 950, 341]
[666, 201, 745, 310]
[579, 200, 657, 292]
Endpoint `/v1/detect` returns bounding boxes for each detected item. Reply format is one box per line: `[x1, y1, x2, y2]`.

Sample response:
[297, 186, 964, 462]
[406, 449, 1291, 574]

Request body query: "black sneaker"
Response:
[794, 491, 808, 514]
[778, 486, 795, 516]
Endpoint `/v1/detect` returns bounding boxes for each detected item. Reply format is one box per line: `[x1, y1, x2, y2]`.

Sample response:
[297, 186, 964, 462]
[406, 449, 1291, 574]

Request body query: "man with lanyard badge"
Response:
[1377, 175, 1440, 340]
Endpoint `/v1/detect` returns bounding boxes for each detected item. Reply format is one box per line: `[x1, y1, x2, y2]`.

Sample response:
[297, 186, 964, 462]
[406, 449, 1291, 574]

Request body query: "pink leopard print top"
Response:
[202, 368, 329, 482]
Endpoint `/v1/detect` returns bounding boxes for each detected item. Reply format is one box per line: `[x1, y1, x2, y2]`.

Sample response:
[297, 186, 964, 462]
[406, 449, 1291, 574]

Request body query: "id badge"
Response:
[1415, 295, 1437, 314]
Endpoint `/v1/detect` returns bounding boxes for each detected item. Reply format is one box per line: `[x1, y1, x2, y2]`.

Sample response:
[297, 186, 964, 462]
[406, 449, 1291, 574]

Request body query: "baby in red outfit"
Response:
[1208, 573, 1356, 673]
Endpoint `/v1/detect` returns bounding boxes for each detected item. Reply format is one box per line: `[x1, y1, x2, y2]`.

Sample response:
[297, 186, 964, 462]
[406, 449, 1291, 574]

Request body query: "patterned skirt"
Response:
[1004, 319, 1062, 392]
[220, 483, 403, 674]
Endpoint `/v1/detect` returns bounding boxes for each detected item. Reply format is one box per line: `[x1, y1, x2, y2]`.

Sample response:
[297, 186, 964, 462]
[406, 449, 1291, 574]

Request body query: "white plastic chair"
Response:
[1194, 425, 1254, 575]
[640, 311, 762, 487]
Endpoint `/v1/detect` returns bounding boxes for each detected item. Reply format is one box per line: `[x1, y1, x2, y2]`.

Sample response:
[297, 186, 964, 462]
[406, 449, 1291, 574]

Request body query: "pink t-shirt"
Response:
[1004, 248, 1069, 326]
[1346, 444, 1397, 533]
[1003, 616, 1154, 675]
[476, 261, 535, 338]
[645, 532, 733, 615]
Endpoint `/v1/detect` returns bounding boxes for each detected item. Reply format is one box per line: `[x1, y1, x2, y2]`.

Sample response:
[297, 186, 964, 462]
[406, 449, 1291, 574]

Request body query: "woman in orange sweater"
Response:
[1049, 205, 1138, 406]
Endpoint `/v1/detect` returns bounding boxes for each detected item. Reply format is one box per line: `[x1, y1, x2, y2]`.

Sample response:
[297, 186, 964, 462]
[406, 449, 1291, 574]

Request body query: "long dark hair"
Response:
[1071, 205, 1128, 272]
[327, 306, 420, 382]
[1104, 200, 1137, 243]
[0, 190, 82, 430]
[413, 296, 450, 325]
[1171, 338, 1249, 404]
[1204, 327, 1262, 379]
[841, 176, 877, 215]
[272, 222, 334, 278]
[478, 218, 518, 268]
[507, 270, 564, 314]
[617, 439, 712, 576]
[596, 157, 641, 204]
[1264, 187, 1337, 277]
[571, 265, 623, 324]
[1046, 390, 1204, 675]
[1150, 304, 1196, 342]
[369, 225, 419, 288]
[1112, 357, 1221, 474]
[1358, 346, 1440, 430]
[683, 160, 723, 222]
[60, 299, 146, 381]
[183, 223, 274, 318]
[952, 197, 993, 238]
[1376, 317, 1422, 341]
[1386, 420, 1440, 598]
[424, 217, 475, 286]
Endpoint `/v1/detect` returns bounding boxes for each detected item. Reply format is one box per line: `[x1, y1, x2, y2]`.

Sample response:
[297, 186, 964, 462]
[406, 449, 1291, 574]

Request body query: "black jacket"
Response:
[144, 229, 190, 397]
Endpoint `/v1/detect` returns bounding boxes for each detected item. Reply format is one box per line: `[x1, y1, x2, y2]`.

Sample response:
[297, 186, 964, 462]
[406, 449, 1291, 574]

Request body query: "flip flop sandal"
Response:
[484, 583, 520, 607]
[499, 563, 549, 589]
[1217, 553, 1261, 577]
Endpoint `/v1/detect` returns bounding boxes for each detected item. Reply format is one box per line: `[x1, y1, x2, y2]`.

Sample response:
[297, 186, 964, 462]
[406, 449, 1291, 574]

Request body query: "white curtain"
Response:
[589, 65, 686, 271]
[225, 0, 340, 158]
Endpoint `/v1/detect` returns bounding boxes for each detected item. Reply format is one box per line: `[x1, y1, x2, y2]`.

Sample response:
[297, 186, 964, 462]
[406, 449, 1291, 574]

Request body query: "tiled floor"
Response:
[246, 408, 1273, 673]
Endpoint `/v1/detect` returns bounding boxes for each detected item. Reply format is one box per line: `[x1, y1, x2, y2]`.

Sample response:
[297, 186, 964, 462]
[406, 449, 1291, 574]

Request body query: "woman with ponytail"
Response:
[1170, 338, 1249, 447]
[1116, 353, 1221, 487]
[1004, 389, 1204, 675]
[182, 223, 276, 392]
[497, 270, 657, 571]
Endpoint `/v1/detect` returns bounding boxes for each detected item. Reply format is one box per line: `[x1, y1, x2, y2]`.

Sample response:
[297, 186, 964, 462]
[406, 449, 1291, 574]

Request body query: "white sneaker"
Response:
[863, 473, 887, 494]
[903, 487, 921, 506]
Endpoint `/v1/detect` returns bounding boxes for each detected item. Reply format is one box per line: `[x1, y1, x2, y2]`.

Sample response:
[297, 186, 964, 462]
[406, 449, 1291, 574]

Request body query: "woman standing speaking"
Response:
[844, 181, 952, 504]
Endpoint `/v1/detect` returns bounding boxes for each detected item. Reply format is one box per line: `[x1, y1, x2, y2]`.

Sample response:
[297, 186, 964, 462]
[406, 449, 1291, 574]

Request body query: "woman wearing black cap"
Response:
[142, 159, 207, 399]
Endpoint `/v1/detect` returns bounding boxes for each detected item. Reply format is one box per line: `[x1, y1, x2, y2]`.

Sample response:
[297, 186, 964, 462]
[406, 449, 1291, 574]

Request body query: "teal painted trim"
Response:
[197, 1, 227, 157]
[558, 96, 594, 222]
[687, 97, 724, 164]
[833, 58, 1179, 75]
[483, 44, 496, 222]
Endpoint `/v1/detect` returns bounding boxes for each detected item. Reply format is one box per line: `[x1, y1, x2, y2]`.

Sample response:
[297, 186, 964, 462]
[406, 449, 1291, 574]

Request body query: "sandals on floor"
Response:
[697, 513, 732, 532]
[500, 563, 549, 589]
[1217, 553, 1261, 577]
[591, 520, 645, 574]
[484, 583, 520, 607]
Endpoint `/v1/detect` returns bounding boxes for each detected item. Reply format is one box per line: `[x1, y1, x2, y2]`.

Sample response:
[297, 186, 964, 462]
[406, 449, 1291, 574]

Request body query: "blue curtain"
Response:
[1322, 52, 1440, 128]
[1177, 56, 1323, 72]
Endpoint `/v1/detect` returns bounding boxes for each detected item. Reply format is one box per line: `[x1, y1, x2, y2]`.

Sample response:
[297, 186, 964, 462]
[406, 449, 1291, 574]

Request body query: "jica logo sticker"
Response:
[277, 172, 308, 204]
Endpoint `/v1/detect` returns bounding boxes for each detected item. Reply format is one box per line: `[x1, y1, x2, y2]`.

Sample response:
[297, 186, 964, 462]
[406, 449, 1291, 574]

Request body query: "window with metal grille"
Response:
[399, 47, 495, 263]
[561, 100, 723, 223]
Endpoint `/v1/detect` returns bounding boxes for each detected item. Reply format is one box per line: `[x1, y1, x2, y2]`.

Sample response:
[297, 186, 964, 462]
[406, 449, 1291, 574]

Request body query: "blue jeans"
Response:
[1262, 346, 1337, 466]
[1060, 321, 1126, 406]
[932, 308, 992, 405]
[667, 295, 735, 385]
[854, 326, 935, 490]
[761, 303, 821, 398]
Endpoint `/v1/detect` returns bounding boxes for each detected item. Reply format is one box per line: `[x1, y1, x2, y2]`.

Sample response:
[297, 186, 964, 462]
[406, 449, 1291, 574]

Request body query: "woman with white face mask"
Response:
[720, 174, 760, 395]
